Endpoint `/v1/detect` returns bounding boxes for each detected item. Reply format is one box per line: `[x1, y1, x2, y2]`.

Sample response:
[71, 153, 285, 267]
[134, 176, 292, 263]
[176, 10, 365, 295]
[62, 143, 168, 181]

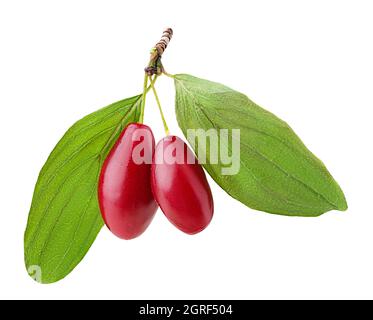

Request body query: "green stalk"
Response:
[149, 76, 170, 135]
[139, 74, 149, 123]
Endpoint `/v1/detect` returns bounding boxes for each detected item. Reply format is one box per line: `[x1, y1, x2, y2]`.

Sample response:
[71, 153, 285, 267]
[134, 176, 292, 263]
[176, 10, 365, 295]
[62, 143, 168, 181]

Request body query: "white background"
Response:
[0, 0, 372, 300]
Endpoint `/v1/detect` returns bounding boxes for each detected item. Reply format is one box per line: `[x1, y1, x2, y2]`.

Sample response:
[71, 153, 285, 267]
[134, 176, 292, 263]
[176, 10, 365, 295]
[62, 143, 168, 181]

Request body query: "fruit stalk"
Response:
[149, 76, 169, 135]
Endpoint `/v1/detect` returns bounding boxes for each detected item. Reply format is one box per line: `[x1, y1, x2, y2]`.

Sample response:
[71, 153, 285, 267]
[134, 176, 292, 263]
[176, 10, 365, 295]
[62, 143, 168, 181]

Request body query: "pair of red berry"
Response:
[98, 123, 214, 239]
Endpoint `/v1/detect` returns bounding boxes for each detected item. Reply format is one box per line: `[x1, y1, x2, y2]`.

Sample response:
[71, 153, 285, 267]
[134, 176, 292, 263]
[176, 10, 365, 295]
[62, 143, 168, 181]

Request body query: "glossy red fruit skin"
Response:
[151, 136, 214, 235]
[98, 123, 157, 240]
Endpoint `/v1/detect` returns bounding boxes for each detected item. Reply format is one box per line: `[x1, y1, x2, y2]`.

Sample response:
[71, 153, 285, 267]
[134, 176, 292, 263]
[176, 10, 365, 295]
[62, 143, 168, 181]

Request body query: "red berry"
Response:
[151, 135, 214, 234]
[98, 123, 157, 239]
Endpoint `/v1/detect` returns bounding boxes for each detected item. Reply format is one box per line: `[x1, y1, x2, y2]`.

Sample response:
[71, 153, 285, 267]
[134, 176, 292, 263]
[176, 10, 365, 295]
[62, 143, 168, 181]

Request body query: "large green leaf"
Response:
[174, 74, 347, 216]
[24, 95, 141, 284]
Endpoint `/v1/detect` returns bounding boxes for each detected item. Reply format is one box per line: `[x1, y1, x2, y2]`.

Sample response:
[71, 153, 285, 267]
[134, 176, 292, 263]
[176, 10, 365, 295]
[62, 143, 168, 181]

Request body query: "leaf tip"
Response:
[336, 197, 348, 212]
[26, 264, 45, 284]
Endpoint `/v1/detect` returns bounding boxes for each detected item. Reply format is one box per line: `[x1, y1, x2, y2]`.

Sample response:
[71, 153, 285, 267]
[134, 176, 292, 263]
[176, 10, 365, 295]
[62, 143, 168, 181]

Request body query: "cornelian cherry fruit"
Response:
[98, 123, 157, 239]
[151, 135, 214, 235]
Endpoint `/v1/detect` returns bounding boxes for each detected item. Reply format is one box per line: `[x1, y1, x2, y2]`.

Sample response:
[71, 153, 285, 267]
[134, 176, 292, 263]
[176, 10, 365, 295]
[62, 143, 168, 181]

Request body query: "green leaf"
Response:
[24, 95, 142, 284]
[174, 74, 347, 216]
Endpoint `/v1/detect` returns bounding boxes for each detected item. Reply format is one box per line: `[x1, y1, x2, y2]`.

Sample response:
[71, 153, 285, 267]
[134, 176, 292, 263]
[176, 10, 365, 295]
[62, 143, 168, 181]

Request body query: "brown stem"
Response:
[154, 28, 173, 55]
[145, 28, 173, 76]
